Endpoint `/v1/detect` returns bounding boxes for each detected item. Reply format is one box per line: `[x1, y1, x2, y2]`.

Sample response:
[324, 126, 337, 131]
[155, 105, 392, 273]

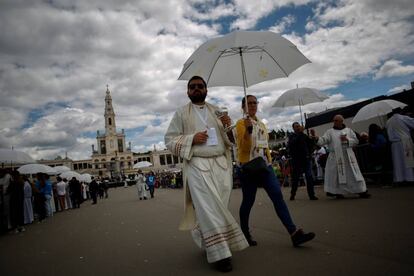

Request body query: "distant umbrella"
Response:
[352, 99, 407, 125]
[79, 173, 92, 183]
[53, 165, 71, 174]
[18, 164, 56, 175]
[133, 161, 153, 169]
[273, 87, 329, 125]
[60, 171, 82, 180]
[0, 148, 35, 166]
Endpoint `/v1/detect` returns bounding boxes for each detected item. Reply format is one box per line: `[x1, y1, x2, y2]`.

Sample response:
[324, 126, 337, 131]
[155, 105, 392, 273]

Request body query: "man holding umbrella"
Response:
[165, 76, 248, 272]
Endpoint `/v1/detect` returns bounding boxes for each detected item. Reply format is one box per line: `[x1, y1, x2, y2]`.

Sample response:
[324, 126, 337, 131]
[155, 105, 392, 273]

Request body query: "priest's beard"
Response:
[188, 91, 207, 104]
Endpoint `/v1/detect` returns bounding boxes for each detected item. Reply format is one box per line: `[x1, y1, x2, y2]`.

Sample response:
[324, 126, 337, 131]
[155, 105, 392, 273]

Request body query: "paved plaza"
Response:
[1, 184, 413, 275]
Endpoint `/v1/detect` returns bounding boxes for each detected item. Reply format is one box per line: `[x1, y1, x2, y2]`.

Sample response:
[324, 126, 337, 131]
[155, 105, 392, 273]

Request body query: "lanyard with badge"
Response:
[193, 105, 218, 146]
[254, 120, 268, 150]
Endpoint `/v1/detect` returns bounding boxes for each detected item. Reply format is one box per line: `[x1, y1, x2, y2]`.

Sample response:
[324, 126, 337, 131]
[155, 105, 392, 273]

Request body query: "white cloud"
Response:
[269, 14, 296, 34]
[230, 0, 312, 30]
[374, 60, 414, 79]
[387, 84, 411, 95]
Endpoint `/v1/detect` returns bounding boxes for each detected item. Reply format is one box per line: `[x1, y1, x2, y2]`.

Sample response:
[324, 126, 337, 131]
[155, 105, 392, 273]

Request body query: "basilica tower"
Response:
[104, 85, 116, 135]
[91, 86, 133, 178]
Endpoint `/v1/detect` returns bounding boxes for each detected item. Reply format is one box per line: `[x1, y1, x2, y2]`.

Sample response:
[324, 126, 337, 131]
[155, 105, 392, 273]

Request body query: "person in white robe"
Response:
[313, 146, 327, 181]
[135, 171, 148, 200]
[82, 182, 88, 200]
[63, 178, 72, 209]
[23, 177, 34, 224]
[164, 76, 248, 272]
[386, 109, 414, 184]
[310, 115, 370, 199]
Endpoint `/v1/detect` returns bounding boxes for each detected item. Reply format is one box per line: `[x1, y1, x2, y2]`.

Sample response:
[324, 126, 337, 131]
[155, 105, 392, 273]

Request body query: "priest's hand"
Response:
[219, 114, 231, 129]
[340, 134, 348, 142]
[310, 128, 318, 140]
[193, 130, 208, 145]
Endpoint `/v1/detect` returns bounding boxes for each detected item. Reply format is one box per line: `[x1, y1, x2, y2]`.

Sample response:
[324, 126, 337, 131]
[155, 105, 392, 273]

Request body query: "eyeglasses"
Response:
[247, 101, 258, 105]
[189, 83, 205, 90]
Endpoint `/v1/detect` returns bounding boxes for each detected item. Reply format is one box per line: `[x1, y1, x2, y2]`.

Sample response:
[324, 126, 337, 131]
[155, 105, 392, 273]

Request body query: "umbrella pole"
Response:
[298, 99, 304, 126]
[239, 48, 249, 116]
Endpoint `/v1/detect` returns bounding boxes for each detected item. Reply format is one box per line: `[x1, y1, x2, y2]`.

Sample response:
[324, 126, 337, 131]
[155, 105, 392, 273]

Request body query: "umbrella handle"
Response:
[239, 47, 249, 115]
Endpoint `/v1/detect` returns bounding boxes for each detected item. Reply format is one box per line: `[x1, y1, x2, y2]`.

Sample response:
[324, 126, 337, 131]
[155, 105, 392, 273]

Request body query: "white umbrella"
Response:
[178, 30, 310, 112]
[273, 87, 329, 125]
[0, 148, 36, 165]
[18, 164, 57, 175]
[53, 165, 71, 174]
[133, 161, 153, 169]
[60, 171, 82, 180]
[80, 173, 92, 183]
[352, 99, 407, 125]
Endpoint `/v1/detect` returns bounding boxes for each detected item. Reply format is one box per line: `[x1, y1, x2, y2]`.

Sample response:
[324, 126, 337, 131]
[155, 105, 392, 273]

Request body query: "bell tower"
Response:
[104, 85, 116, 135]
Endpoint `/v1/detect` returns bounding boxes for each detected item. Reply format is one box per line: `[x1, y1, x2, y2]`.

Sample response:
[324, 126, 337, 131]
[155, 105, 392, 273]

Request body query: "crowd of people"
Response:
[269, 107, 414, 197]
[0, 171, 110, 234]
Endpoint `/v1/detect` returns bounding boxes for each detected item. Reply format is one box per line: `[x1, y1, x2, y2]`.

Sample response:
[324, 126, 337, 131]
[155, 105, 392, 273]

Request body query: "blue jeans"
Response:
[238, 165, 296, 235]
[290, 160, 315, 198]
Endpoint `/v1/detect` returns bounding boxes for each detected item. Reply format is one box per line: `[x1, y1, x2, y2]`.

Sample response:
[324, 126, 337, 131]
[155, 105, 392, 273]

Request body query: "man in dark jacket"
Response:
[288, 122, 318, 201]
[89, 177, 98, 204]
[69, 177, 82, 208]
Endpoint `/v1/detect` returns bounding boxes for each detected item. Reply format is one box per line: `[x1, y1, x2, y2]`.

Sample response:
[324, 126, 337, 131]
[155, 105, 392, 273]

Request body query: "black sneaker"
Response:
[290, 195, 295, 201]
[359, 191, 371, 199]
[291, 229, 315, 247]
[243, 231, 258, 246]
[309, 196, 318, 200]
[215, 257, 232, 273]
[246, 235, 258, 246]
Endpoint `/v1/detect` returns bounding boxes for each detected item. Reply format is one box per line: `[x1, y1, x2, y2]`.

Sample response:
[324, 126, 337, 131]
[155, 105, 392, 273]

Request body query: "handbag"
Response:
[242, 157, 268, 176]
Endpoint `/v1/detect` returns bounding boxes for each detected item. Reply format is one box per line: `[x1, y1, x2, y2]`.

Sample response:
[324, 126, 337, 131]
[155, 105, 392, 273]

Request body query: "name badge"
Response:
[206, 128, 218, 146]
[256, 139, 268, 148]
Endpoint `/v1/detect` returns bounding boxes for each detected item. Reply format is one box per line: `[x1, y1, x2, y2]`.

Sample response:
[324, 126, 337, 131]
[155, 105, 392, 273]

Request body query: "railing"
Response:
[353, 143, 393, 184]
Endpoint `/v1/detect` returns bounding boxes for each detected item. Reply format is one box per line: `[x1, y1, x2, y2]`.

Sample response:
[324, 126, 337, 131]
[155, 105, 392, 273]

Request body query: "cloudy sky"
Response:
[1, 0, 413, 161]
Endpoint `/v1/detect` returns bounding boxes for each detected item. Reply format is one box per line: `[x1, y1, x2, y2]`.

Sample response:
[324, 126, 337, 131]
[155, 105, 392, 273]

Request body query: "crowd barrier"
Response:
[353, 143, 393, 184]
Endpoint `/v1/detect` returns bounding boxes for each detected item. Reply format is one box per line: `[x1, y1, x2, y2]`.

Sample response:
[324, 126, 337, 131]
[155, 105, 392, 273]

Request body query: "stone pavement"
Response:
[1, 185, 413, 275]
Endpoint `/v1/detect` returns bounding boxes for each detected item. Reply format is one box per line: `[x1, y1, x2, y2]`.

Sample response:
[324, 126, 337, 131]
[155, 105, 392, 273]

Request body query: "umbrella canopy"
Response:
[352, 99, 407, 124]
[60, 171, 82, 180]
[79, 173, 92, 183]
[0, 148, 36, 165]
[273, 87, 329, 125]
[273, 87, 329, 107]
[178, 30, 310, 110]
[53, 165, 71, 174]
[18, 164, 56, 175]
[133, 161, 153, 169]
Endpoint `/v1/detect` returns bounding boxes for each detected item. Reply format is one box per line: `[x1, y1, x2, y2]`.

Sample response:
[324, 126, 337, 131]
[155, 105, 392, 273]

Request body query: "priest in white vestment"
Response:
[311, 115, 370, 199]
[135, 171, 148, 200]
[165, 76, 248, 272]
[386, 109, 414, 183]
